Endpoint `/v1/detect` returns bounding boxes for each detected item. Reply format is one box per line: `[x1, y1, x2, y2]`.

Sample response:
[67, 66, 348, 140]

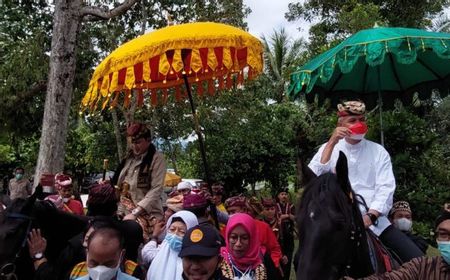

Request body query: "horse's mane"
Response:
[297, 172, 360, 237]
[0, 198, 27, 224]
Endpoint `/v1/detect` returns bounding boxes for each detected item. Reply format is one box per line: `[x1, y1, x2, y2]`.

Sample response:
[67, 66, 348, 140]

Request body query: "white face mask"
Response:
[87, 265, 119, 280]
[62, 197, 70, 203]
[394, 218, 412, 232]
[348, 133, 366, 140]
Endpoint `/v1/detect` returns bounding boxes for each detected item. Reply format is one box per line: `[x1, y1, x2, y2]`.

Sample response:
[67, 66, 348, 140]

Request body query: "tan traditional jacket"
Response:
[9, 178, 31, 200]
[117, 149, 166, 220]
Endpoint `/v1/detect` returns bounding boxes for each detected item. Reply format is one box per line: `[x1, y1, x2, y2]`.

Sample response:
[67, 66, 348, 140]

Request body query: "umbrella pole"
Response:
[182, 74, 220, 229]
[377, 66, 385, 146]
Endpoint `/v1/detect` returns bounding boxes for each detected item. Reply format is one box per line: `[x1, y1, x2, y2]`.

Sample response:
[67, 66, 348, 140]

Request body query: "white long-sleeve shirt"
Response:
[308, 138, 396, 235]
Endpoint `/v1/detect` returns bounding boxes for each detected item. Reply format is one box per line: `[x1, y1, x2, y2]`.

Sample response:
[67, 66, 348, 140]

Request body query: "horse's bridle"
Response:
[336, 194, 365, 278]
[0, 212, 34, 280]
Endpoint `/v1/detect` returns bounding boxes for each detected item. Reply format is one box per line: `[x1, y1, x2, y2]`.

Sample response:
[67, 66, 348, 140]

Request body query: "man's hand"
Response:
[28, 228, 47, 257]
[329, 127, 351, 144]
[152, 220, 166, 239]
[320, 127, 351, 164]
[363, 214, 373, 229]
[123, 213, 137, 221]
[98, 178, 110, 185]
[280, 214, 290, 221]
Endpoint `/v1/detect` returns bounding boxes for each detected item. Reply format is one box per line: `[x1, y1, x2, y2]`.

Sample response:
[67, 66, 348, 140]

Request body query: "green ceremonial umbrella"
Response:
[289, 27, 450, 145]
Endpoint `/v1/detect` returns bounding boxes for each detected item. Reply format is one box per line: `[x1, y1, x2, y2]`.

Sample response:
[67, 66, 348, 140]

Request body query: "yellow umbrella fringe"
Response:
[207, 48, 218, 72]
[172, 49, 184, 73]
[190, 49, 202, 73]
[143, 60, 151, 82]
[159, 52, 171, 76]
[222, 47, 232, 70]
[125, 67, 135, 89]
[100, 75, 110, 97]
[90, 29, 263, 82]
[110, 72, 119, 92]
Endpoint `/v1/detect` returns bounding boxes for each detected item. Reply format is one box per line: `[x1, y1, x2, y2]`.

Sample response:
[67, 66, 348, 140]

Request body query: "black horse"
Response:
[0, 186, 88, 280]
[296, 152, 374, 280]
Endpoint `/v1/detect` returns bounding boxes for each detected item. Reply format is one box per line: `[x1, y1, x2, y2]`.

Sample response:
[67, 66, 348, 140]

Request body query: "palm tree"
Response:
[431, 14, 450, 32]
[261, 28, 306, 103]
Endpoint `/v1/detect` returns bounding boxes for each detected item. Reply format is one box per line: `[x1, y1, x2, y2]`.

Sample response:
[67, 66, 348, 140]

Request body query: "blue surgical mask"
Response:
[15, 174, 24, 180]
[165, 233, 183, 252]
[437, 240, 450, 264]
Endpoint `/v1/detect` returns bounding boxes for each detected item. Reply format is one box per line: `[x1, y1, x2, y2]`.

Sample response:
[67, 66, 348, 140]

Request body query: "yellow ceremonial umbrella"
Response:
[81, 22, 264, 183]
[164, 172, 182, 187]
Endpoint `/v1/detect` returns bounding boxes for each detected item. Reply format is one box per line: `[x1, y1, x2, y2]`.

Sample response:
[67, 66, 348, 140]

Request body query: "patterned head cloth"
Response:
[166, 194, 184, 212]
[183, 193, 208, 210]
[246, 196, 264, 215]
[337, 100, 366, 117]
[55, 173, 72, 190]
[127, 122, 151, 141]
[87, 183, 118, 206]
[389, 201, 412, 217]
[224, 195, 247, 209]
[261, 198, 276, 208]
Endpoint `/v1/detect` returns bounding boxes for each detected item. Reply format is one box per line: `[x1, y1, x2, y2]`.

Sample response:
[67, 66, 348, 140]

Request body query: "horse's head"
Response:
[0, 186, 40, 276]
[296, 152, 372, 280]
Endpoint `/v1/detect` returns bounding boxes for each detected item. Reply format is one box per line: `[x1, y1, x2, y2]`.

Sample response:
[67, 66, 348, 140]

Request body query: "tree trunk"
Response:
[34, 0, 82, 187]
[111, 109, 124, 161]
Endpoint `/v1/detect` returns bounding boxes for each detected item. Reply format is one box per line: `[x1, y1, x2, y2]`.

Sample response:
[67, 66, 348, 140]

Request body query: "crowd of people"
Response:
[1, 100, 449, 280]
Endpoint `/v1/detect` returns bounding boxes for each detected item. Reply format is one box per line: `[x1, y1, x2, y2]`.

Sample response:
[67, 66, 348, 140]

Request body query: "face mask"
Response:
[163, 187, 173, 194]
[62, 197, 70, 203]
[15, 174, 23, 180]
[87, 265, 119, 280]
[393, 218, 412, 232]
[165, 233, 183, 252]
[348, 122, 368, 140]
[437, 240, 450, 264]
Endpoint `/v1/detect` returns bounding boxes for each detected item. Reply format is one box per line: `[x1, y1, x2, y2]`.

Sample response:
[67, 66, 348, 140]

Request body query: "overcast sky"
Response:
[243, 0, 309, 40]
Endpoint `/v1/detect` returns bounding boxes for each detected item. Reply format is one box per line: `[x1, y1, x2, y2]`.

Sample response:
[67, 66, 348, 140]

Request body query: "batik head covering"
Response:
[337, 100, 366, 117]
[224, 195, 247, 209]
[389, 201, 412, 218]
[220, 213, 262, 271]
[127, 122, 151, 141]
[55, 173, 72, 190]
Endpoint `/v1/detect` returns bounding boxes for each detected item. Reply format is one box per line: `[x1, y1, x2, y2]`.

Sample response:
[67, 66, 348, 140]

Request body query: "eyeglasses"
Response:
[436, 230, 450, 241]
[229, 234, 249, 244]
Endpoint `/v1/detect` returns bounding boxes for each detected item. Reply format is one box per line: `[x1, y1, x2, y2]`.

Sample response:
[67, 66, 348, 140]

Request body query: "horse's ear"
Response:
[301, 160, 317, 186]
[22, 184, 41, 214]
[336, 151, 352, 195]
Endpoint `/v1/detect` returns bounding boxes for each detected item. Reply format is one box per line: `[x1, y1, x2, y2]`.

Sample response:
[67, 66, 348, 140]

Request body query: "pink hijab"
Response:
[221, 213, 262, 270]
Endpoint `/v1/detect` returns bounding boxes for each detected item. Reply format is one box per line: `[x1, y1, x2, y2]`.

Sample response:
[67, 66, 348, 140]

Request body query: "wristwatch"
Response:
[366, 213, 378, 224]
[33, 252, 44, 261]
[131, 207, 142, 217]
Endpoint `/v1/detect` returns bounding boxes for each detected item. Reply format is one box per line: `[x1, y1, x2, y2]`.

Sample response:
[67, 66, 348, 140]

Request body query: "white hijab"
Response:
[147, 210, 198, 280]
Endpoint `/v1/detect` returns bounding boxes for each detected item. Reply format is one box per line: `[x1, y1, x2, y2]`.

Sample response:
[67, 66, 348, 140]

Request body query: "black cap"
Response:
[179, 225, 223, 258]
[435, 208, 450, 230]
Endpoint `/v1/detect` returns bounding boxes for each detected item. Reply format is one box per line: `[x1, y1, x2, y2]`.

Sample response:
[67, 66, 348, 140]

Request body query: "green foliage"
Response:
[286, 0, 450, 55]
[366, 103, 450, 239]
[0, 0, 251, 178]
[64, 118, 119, 174]
[0, 145, 15, 164]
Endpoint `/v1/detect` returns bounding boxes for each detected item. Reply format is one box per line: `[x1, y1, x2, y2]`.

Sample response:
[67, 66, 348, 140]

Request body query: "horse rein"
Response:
[338, 194, 365, 277]
[0, 212, 34, 280]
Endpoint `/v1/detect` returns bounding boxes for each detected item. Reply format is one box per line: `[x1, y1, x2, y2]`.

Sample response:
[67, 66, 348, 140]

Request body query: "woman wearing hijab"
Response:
[146, 210, 198, 280]
[220, 213, 267, 280]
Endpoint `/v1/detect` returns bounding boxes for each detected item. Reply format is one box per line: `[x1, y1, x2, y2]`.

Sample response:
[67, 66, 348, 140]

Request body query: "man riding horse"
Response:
[308, 100, 423, 263]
